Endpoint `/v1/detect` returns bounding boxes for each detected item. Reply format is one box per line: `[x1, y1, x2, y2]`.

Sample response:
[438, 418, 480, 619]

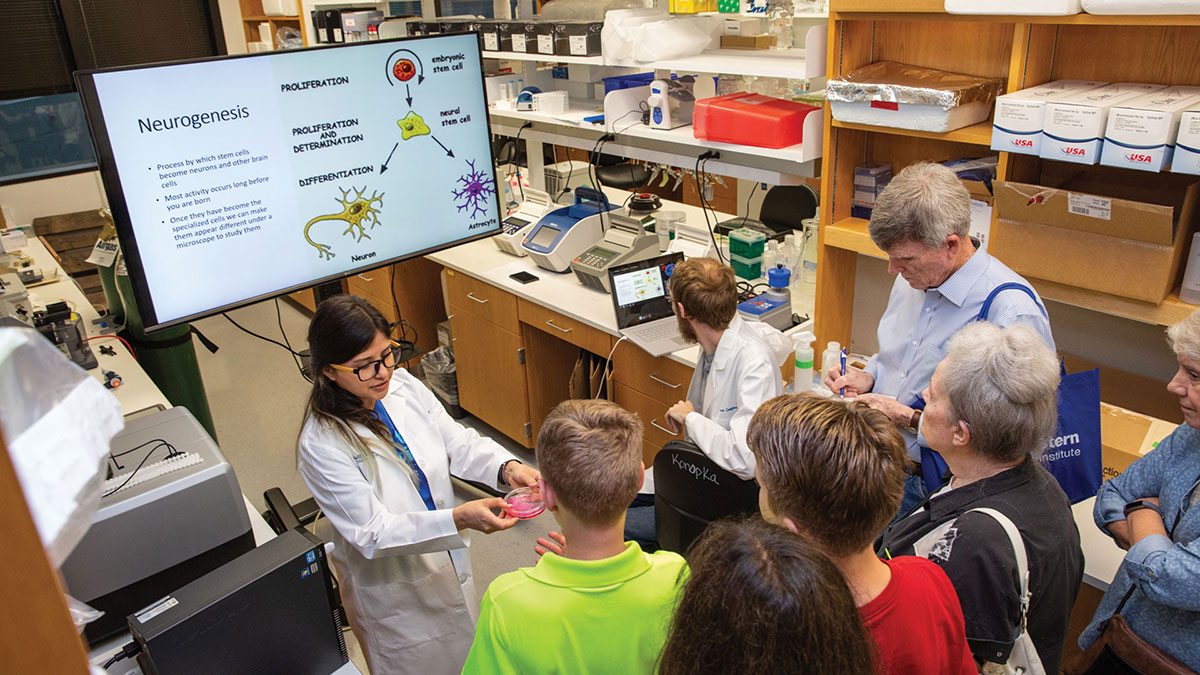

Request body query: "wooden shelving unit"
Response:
[240, 0, 303, 50]
[815, 6, 1200, 358]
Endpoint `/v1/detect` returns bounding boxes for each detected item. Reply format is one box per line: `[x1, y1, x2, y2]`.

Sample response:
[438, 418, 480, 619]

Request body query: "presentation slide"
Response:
[80, 34, 498, 328]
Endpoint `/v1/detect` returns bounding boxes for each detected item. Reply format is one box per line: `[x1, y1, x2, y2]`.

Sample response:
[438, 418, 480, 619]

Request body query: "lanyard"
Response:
[373, 401, 437, 511]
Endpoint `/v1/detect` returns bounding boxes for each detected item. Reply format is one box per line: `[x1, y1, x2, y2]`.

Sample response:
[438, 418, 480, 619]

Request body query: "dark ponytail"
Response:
[301, 295, 403, 480]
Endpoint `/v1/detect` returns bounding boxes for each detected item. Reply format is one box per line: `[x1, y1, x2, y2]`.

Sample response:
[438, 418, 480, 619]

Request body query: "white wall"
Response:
[0, 172, 108, 226]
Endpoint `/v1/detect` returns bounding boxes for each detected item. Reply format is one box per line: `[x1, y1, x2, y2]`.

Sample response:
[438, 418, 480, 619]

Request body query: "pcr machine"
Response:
[494, 188, 554, 257]
[61, 407, 255, 645]
[522, 187, 618, 273]
[570, 213, 661, 292]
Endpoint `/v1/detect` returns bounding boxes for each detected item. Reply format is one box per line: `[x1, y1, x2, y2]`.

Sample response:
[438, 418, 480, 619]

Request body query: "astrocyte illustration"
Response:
[304, 186, 384, 260]
[451, 159, 495, 220]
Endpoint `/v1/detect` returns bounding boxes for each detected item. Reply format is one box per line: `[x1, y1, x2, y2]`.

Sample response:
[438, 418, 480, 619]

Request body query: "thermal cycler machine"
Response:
[570, 212, 661, 292]
[521, 186, 618, 273]
[61, 407, 255, 645]
[494, 188, 554, 257]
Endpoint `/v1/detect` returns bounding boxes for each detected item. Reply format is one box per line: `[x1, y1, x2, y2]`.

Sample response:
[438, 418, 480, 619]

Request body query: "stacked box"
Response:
[469, 20, 500, 51]
[730, 228, 766, 280]
[1040, 82, 1166, 164]
[851, 163, 892, 219]
[1175, 103, 1200, 175]
[991, 79, 1106, 155]
[553, 21, 603, 57]
[1102, 86, 1200, 172]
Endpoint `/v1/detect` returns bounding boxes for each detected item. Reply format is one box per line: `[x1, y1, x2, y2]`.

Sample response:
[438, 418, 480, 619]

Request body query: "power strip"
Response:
[104, 451, 203, 495]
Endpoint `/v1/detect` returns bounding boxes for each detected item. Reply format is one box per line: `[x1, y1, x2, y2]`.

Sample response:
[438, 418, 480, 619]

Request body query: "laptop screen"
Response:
[609, 252, 684, 328]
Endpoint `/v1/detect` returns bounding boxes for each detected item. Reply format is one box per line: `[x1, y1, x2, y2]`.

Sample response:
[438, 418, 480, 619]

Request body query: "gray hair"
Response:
[1167, 308, 1200, 362]
[868, 162, 971, 251]
[941, 322, 1060, 464]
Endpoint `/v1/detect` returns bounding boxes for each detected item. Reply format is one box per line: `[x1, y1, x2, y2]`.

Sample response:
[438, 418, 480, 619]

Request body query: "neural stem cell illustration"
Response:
[304, 187, 384, 260]
[451, 159, 495, 220]
[397, 111, 430, 140]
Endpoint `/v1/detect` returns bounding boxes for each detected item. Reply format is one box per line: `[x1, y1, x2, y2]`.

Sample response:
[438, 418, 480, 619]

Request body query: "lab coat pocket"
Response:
[353, 553, 472, 650]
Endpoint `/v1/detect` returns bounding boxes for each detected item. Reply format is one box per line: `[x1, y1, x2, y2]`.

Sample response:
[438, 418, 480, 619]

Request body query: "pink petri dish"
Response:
[504, 487, 545, 519]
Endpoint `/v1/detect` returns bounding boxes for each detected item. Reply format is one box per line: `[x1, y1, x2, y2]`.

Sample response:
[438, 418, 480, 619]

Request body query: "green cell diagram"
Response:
[303, 186, 384, 260]
[397, 111, 430, 140]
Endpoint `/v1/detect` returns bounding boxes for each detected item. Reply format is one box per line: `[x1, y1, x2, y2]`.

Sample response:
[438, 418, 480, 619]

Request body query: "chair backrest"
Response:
[758, 184, 819, 235]
[653, 440, 760, 554]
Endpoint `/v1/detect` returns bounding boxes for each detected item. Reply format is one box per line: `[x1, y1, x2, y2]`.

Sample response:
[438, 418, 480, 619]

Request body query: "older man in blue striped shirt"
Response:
[824, 162, 1054, 513]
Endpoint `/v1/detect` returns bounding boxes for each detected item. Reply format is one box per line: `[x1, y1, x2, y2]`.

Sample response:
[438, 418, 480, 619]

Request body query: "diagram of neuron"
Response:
[303, 187, 384, 260]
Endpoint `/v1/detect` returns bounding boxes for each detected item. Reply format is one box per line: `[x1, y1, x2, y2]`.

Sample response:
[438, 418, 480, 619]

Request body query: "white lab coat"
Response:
[683, 315, 792, 479]
[297, 368, 516, 675]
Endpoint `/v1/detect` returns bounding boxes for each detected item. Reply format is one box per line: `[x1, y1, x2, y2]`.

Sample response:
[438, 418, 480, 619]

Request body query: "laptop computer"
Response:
[607, 252, 692, 357]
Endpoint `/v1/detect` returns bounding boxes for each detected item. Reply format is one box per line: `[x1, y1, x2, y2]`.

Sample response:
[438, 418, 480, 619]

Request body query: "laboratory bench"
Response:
[426, 187, 810, 467]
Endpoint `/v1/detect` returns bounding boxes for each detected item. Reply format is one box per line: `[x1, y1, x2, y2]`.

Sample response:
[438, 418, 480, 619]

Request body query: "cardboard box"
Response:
[1041, 82, 1166, 164]
[992, 172, 1200, 303]
[1099, 403, 1176, 481]
[469, 20, 500, 51]
[720, 34, 775, 49]
[1101, 86, 1200, 172]
[553, 21, 603, 56]
[534, 22, 557, 55]
[991, 79, 1106, 156]
[1174, 104, 1200, 176]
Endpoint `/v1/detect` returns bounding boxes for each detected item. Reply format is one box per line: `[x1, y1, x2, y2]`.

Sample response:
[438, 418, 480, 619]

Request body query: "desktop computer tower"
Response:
[128, 529, 347, 675]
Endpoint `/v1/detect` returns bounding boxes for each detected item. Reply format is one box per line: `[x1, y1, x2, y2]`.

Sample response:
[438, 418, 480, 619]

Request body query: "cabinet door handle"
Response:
[650, 419, 679, 436]
[467, 292, 489, 304]
[545, 319, 572, 333]
[357, 274, 374, 282]
[649, 373, 682, 389]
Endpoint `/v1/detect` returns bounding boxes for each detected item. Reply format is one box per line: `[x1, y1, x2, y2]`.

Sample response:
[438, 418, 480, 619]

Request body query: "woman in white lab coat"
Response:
[297, 295, 538, 674]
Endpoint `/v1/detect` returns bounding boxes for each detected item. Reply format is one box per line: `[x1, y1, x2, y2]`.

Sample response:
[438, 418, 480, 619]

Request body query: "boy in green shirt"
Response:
[463, 399, 687, 674]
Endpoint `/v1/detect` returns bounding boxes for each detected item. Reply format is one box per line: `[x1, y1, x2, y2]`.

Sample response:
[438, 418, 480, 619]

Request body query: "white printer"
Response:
[494, 188, 554, 257]
[521, 187, 618, 273]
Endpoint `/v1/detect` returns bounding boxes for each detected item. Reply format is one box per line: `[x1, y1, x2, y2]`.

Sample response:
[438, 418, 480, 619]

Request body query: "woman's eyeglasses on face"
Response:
[329, 341, 402, 381]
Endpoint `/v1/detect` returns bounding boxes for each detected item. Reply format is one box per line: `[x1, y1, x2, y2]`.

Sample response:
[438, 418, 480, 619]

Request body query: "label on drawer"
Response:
[1068, 193, 1112, 220]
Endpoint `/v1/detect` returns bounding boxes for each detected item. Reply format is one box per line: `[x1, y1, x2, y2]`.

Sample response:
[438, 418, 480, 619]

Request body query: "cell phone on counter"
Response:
[510, 271, 539, 284]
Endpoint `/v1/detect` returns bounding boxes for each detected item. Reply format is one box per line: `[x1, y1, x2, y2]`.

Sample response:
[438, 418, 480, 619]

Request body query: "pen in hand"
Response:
[839, 348, 847, 397]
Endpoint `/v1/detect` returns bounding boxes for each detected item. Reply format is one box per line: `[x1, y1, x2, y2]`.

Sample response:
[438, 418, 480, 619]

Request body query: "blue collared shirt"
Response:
[864, 248, 1055, 460]
[1081, 423, 1200, 671]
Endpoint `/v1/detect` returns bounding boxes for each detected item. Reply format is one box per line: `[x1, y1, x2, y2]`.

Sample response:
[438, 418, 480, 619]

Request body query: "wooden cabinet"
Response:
[518, 299, 613, 355]
[446, 270, 532, 446]
[611, 345, 696, 467]
[239, 0, 304, 49]
[816, 6, 1200, 354]
[614, 382, 686, 467]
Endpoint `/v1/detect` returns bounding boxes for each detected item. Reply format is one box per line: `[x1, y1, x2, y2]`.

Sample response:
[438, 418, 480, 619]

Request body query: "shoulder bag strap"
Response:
[977, 282, 1048, 323]
[968, 507, 1032, 632]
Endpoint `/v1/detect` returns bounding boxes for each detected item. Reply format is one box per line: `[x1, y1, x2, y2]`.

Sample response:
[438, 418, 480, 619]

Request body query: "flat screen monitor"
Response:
[75, 34, 500, 331]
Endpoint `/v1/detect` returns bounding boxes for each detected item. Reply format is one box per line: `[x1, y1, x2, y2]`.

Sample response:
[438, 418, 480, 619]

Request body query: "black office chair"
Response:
[758, 183, 819, 237]
[653, 440, 761, 555]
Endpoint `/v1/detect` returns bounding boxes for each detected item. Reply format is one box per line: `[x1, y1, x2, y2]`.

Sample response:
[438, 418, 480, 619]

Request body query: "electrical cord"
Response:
[513, 122, 532, 203]
[102, 641, 142, 669]
[107, 438, 171, 469]
[274, 298, 308, 381]
[85, 334, 136, 359]
[695, 153, 727, 263]
[104, 441, 181, 498]
[597, 335, 629, 399]
[224, 312, 303, 356]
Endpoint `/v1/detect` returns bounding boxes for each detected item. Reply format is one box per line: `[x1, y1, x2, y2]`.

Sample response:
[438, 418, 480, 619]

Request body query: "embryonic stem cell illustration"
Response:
[397, 111, 430, 140]
[451, 159, 496, 220]
[303, 186, 384, 260]
[393, 59, 416, 82]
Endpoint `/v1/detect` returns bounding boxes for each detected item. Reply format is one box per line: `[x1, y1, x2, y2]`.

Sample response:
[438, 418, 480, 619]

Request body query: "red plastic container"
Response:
[693, 93, 820, 149]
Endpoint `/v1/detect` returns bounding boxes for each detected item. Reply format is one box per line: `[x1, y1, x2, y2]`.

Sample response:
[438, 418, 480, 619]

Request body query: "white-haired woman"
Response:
[1076, 310, 1200, 671]
[877, 322, 1083, 674]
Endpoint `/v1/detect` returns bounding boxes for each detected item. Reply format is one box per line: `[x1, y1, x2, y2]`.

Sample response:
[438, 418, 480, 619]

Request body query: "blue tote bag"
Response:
[916, 283, 1102, 503]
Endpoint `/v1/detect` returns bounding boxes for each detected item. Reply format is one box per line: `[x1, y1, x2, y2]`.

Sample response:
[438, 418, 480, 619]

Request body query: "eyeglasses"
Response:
[329, 341, 403, 381]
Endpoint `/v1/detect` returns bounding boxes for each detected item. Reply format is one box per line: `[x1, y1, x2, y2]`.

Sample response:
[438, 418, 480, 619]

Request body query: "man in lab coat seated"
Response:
[624, 256, 792, 551]
[823, 162, 1054, 516]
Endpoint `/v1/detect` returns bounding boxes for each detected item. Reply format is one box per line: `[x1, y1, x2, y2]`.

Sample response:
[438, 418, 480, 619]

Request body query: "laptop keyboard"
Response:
[631, 321, 679, 341]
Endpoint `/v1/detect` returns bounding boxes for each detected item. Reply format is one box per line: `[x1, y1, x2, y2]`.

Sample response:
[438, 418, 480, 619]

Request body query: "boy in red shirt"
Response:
[748, 395, 974, 675]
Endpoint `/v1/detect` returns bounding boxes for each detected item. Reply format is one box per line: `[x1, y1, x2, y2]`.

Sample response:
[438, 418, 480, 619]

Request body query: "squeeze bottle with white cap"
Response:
[821, 341, 841, 376]
[792, 331, 816, 392]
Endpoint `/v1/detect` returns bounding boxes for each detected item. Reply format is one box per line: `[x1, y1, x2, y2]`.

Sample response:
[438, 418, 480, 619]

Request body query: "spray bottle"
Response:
[791, 331, 816, 393]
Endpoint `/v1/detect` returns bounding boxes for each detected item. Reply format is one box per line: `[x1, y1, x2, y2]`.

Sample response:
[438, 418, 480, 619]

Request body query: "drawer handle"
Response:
[545, 319, 572, 333]
[467, 292, 489, 304]
[649, 373, 682, 389]
[358, 274, 374, 282]
[650, 419, 680, 436]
